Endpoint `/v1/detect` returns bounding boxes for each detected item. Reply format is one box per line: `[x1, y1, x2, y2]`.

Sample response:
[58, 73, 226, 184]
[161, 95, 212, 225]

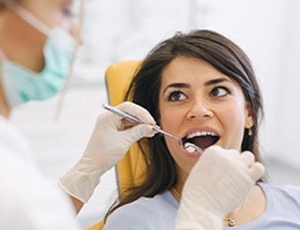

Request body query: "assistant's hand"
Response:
[59, 102, 155, 203]
[176, 146, 265, 230]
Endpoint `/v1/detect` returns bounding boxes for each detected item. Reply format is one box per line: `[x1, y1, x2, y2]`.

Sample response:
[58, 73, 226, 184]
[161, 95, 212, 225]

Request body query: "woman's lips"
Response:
[181, 130, 220, 152]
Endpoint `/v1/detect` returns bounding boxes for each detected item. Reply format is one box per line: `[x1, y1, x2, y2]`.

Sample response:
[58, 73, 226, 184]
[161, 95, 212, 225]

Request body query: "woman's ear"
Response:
[245, 103, 254, 129]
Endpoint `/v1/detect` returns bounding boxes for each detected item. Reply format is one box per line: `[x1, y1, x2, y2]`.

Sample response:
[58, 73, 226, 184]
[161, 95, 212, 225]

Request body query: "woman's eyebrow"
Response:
[163, 78, 232, 93]
[204, 78, 231, 86]
[163, 83, 190, 93]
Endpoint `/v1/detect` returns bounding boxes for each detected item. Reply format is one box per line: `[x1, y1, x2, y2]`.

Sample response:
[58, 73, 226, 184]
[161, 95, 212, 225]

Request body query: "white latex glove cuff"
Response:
[58, 160, 106, 203]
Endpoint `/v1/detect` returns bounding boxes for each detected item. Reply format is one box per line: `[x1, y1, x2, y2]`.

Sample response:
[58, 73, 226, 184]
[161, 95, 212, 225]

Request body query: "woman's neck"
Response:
[223, 185, 266, 227]
[170, 166, 188, 202]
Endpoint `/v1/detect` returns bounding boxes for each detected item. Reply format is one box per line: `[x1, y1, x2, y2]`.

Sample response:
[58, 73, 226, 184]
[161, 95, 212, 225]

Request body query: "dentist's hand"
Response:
[59, 102, 155, 203]
[176, 146, 265, 230]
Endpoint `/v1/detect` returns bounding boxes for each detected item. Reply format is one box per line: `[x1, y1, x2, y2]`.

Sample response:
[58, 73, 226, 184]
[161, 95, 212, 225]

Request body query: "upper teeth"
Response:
[186, 131, 217, 139]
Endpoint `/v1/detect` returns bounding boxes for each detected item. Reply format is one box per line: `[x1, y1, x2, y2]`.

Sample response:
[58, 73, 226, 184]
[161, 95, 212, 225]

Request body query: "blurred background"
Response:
[10, 0, 300, 228]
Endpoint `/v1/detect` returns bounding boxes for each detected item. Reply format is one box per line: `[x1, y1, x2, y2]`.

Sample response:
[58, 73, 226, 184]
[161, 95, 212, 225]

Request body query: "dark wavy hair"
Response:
[105, 29, 264, 221]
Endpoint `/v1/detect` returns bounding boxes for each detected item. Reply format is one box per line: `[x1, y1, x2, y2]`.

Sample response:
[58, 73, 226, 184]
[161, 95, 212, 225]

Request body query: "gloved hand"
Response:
[176, 145, 265, 230]
[59, 101, 155, 203]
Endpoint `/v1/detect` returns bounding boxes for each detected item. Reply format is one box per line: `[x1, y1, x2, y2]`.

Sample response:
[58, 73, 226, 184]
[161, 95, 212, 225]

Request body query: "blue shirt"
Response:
[104, 183, 300, 229]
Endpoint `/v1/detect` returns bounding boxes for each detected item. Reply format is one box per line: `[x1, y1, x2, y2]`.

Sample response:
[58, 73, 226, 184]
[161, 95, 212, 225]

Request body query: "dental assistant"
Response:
[0, 0, 155, 229]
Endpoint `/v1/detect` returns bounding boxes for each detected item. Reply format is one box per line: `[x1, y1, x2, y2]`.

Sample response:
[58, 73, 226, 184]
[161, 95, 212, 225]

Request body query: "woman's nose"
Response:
[187, 99, 213, 120]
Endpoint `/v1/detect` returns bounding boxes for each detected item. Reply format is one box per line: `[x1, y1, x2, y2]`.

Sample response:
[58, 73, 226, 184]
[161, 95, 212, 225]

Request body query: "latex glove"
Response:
[176, 145, 265, 230]
[59, 102, 155, 203]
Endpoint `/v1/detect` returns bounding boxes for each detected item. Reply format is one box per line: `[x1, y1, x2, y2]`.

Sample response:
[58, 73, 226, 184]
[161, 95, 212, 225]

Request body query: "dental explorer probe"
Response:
[102, 104, 204, 154]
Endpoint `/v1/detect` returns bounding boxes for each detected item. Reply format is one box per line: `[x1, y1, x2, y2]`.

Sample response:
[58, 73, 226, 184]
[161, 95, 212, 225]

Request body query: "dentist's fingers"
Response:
[239, 151, 265, 181]
[240, 151, 255, 167]
[249, 162, 265, 181]
[122, 123, 156, 141]
[117, 101, 156, 125]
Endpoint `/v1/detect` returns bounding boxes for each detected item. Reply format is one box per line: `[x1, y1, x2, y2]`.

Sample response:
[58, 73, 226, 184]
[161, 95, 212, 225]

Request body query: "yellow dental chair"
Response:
[86, 60, 147, 230]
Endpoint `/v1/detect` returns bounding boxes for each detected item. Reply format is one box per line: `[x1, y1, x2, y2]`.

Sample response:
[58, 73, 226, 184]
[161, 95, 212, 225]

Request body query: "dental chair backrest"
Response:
[85, 60, 146, 230]
[105, 60, 147, 196]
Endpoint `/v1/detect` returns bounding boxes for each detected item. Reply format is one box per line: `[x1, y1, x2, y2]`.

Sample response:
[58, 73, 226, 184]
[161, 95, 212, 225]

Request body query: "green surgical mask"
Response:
[0, 4, 76, 108]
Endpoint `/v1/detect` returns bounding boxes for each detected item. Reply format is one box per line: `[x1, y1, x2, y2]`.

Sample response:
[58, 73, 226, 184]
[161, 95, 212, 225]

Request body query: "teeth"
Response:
[186, 131, 217, 139]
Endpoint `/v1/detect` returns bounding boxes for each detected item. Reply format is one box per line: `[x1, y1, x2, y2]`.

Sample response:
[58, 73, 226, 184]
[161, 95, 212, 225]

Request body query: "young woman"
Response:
[103, 30, 300, 229]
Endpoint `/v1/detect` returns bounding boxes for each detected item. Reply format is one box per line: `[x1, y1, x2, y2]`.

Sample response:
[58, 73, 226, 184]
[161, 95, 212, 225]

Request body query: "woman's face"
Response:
[159, 55, 253, 178]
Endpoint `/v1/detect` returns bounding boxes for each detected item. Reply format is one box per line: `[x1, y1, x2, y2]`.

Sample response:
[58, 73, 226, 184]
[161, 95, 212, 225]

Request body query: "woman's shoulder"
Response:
[249, 183, 300, 228]
[104, 191, 178, 230]
[262, 182, 300, 196]
[261, 182, 300, 209]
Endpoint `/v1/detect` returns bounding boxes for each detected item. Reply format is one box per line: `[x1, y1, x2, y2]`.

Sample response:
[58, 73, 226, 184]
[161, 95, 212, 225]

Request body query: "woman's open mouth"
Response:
[181, 131, 220, 152]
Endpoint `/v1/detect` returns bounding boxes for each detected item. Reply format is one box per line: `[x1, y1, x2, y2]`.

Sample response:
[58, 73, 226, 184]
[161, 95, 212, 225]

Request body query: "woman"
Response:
[103, 30, 300, 229]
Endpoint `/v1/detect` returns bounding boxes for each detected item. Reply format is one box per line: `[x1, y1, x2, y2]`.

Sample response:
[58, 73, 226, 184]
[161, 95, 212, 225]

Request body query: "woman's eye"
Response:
[168, 91, 186, 101]
[210, 86, 229, 97]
